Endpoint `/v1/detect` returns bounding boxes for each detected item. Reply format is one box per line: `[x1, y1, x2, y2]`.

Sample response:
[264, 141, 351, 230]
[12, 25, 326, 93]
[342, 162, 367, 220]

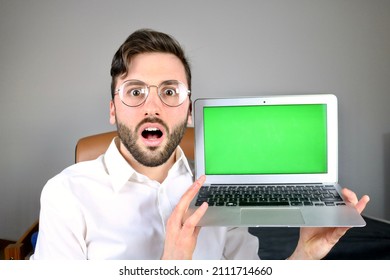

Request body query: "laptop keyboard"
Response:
[195, 184, 346, 207]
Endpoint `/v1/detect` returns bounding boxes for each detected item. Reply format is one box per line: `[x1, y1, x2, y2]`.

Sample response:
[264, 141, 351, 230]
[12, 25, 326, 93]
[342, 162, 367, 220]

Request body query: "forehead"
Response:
[120, 52, 187, 85]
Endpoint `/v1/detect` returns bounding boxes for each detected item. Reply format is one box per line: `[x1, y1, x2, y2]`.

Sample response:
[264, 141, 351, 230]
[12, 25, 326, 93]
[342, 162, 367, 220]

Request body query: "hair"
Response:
[110, 29, 192, 100]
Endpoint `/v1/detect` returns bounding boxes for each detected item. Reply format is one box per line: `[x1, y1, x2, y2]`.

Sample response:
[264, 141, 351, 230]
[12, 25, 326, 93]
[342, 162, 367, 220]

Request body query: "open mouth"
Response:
[138, 120, 167, 147]
[141, 127, 163, 140]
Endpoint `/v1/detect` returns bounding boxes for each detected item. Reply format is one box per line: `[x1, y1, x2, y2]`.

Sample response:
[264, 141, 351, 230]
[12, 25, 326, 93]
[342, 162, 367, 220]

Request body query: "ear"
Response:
[109, 100, 116, 125]
[187, 112, 193, 126]
[187, 102, 193, 126]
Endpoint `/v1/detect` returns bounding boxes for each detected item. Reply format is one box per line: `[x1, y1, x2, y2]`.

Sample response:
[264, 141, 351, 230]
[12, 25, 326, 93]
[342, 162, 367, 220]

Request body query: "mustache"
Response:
[135, 117, 169, 134]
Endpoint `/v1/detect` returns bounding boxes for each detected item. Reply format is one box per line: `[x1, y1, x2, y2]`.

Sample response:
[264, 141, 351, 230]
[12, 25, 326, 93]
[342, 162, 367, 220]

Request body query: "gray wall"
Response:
[1, 0, 389, 240]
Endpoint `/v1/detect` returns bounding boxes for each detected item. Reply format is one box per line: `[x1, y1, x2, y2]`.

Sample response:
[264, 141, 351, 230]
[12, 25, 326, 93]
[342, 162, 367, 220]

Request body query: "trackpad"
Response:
[241, 208, 305, 226]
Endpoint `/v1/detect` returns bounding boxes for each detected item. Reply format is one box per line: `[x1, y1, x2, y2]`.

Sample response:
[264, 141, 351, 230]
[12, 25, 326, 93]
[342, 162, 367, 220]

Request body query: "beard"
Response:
[116, 116, 188, 167]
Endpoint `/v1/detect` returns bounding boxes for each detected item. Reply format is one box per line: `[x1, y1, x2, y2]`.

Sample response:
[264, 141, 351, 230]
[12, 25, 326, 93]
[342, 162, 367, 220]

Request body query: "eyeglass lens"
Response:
[120, 80, 188, 107]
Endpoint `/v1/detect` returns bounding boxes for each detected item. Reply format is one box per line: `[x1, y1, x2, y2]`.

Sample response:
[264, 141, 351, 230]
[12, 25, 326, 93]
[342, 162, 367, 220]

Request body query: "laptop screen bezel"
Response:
[193, 94, 338, 184]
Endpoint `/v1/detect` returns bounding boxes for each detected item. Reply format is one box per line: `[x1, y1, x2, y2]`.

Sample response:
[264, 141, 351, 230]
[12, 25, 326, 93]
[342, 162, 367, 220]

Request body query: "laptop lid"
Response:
[188, 94, 366, 227]
[194, 94, 338, 185]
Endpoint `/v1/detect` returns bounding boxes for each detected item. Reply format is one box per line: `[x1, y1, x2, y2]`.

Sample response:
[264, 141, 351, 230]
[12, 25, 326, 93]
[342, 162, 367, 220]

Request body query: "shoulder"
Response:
[41, 156, 107, 200]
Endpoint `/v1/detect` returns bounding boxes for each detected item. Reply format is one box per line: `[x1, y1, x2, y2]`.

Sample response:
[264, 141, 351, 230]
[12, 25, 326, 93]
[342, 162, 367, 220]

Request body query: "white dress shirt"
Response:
[31, 137, 259, 260]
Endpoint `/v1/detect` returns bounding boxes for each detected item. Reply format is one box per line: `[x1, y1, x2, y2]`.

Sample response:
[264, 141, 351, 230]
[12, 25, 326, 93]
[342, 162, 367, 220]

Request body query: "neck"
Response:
[119, 142, 176, 184]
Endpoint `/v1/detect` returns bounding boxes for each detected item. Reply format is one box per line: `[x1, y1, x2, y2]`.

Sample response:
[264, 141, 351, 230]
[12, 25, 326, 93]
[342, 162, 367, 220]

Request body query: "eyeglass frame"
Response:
[114, 79, 191, 107]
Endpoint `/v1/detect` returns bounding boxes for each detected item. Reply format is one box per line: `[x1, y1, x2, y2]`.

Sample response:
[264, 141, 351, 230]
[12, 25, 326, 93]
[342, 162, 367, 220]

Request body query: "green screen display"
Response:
[204, 104, 327, 175]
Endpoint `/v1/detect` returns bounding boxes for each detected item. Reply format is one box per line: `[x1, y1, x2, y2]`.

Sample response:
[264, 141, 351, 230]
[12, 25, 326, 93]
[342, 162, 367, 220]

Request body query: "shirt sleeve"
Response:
[222, 227, 260, 260]
[31, 175, 87, 259]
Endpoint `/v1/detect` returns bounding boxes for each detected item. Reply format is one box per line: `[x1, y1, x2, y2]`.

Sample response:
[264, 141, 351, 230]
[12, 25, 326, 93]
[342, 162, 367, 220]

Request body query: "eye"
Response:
[123, 86, 145, 97]
[129, 88, 142, 97]
[162, 87, 178, 97]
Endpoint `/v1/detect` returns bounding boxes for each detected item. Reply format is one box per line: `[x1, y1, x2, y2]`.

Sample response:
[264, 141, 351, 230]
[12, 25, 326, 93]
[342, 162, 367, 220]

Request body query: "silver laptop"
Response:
[185, 94, 366, 227]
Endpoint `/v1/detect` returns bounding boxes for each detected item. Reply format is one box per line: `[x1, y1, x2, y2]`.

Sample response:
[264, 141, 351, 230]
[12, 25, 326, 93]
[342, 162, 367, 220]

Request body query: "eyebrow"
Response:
[122, 80, 147, 85]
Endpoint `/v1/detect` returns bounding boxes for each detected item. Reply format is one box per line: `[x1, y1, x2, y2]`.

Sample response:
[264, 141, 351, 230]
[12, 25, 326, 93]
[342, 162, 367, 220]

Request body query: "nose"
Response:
[143, 85, 161, 116]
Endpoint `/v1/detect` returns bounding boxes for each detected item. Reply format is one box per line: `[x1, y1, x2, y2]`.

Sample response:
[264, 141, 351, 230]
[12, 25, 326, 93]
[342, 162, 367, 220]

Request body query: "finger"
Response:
[175, 175, 206, 213]
[193, 224, 202, 237]
[330, 227, 350, 244]
[341, 188, 358, 205]
[341, 188, 370, 213]
[181, 202, 208, 236]
[354, 195, 370, 214]
[176, 175, 206, 210]
[170, 176, 206, 226]
[183, 201, 208, 226]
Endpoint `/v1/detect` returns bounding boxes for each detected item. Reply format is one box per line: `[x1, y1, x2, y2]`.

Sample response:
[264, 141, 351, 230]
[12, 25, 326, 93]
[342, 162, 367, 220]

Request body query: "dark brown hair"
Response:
[110, 29, 192, 100]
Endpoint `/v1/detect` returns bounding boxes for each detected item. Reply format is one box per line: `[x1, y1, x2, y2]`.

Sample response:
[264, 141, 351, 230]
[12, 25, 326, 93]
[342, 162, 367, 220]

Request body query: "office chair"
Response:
[4, 127, 194, 259]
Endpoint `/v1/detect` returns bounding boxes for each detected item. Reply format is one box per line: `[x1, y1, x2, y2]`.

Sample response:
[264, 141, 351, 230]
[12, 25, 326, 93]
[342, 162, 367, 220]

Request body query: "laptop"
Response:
[185, 94, 366, 227]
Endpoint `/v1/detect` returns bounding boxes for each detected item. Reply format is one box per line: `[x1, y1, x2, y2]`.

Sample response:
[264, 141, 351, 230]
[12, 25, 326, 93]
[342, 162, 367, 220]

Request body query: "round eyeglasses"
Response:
[115, 79, 191, 107]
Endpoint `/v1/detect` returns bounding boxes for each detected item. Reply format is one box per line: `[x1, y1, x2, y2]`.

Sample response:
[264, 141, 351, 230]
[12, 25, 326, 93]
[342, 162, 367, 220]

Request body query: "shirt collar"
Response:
[170, 144, 194, 178]
[104, 137, 193, 192]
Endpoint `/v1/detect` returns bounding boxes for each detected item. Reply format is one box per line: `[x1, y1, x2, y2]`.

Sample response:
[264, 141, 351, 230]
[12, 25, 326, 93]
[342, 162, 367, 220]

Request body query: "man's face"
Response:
[110, 52, 192, 167]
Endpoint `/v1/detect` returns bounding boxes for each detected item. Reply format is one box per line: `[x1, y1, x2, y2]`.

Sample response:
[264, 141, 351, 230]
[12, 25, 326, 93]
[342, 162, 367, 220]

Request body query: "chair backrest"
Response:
[75, 127, 194, 163]
[4, 127, 194, 259]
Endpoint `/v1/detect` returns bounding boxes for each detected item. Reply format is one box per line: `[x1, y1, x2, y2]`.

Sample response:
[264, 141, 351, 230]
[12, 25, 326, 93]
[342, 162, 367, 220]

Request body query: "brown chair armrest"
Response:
[4, 220, 39, 260]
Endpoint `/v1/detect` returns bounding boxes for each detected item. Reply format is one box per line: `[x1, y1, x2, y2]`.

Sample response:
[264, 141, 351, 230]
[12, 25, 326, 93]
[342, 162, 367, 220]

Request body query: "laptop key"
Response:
[239, 201, 289, 206]
[325, 202, 335, 206]
[321, 197, 343, 202]
[290, 202, 303, 206]
[226, 202, 237, 206]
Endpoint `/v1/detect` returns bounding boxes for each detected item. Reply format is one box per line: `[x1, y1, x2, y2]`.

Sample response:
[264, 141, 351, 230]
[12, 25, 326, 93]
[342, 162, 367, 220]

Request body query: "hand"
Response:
[289, 188, 370, 260]
[161, 175, 208, 260]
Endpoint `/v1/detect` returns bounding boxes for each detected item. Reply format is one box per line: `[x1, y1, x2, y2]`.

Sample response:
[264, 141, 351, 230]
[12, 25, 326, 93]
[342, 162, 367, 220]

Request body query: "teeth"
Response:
[145, 127, 159, 131]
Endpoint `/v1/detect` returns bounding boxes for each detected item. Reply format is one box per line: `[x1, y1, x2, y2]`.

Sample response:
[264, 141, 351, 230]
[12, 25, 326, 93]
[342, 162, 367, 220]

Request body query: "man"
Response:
[32, 29, 369, 260]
